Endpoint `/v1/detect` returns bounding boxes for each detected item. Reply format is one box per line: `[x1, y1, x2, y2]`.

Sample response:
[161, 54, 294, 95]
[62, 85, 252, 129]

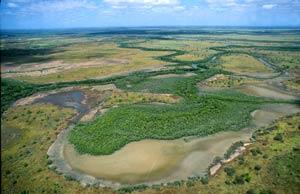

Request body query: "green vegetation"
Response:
[70, 99, 257, 155]
[224, 141, 244, 159]
[1, 79, 40, 114]
[224, 166, 236, 176]
[220, 54, 273, 75]
[0, 104, 94, 194]
[273, 133, 284, 141]
[1, 28, 299, 194]
[141, 114, 300, 194]
[199, 74, 258, 88]
[269, 150, 300, 192]
[68, 67, 271, 155]
[3, 104, 75, 132]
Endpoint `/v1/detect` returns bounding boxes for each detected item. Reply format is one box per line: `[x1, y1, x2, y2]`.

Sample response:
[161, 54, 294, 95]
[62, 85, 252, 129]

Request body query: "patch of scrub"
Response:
[198, 74, 258, 89]
[284, 79, 300, 94]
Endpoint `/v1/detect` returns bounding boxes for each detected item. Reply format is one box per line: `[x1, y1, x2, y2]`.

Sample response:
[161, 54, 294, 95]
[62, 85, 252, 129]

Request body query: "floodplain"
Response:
[1, 27, 300, 194]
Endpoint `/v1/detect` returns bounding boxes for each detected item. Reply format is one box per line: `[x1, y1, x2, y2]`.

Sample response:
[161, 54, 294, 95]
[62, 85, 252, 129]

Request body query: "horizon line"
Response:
[1, 25, 300, 31]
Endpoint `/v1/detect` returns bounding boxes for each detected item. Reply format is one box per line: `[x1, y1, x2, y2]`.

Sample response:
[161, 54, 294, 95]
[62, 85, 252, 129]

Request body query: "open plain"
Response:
[1, 27, 300, 194]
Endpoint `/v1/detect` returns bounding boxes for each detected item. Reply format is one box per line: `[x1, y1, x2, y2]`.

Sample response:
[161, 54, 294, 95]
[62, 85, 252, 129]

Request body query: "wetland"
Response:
[1, 27, 300, 194]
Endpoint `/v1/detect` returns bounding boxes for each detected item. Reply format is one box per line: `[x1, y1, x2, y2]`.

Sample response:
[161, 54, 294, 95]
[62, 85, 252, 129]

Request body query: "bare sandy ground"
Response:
[1, 59, 128, 78]
[236, 84, 299, 100]
[64, 129, 251, 185]
[150, 73, 196, 79]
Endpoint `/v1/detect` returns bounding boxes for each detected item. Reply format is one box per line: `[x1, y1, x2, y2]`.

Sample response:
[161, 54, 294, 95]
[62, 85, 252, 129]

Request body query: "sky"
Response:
[1, 0, 300, 29]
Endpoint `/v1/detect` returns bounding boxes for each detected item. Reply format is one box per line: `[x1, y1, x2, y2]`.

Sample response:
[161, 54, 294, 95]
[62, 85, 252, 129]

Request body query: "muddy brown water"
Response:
[64, 129, 251, 184]
[63, 103, 300, 185]
[33, 90, 88, 121]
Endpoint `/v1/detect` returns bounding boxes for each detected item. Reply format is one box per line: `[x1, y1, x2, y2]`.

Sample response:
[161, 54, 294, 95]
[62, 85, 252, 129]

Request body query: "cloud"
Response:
[205, 0, 246, 11]
[204, 0, 300, 12]
[28, 0, 97, 12]
[104, 0, 180, 8]
[2, 0, 98, 13]
[7, 2, 19, 8]
[262, 4, 277, 10]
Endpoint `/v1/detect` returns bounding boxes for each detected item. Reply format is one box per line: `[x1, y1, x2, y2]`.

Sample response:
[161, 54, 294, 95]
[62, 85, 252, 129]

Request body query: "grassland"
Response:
[1, 28, 300, 193]
[0, 104, 97, 194]
[214, 46, 300, 72]
[0, 36, 108, 64]
[3, 104, 75, 133]
[220, 54, 273, 75]
[6, 43, 171, 84]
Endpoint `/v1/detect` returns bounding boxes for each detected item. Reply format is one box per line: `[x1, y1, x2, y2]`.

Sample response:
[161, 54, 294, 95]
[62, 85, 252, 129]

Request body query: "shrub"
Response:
[224, 141, 244, 159]
[273, 133, 283, 141]
[200, 176, 209, 185]
[224, 166, 235, 177]
[242, 173, 251, 182]
[213, 156, 222, 165]
[293, 147, 300, 151]
[186, 181, 195, 187]
[247, 189, 256, 194]
[259, 189, 275, 194]
[233, 175, 245, 185]
[238, 155, 245, 165]
[225, 180, 231, 185]
[37, 168, 43, 173]
[47, 160, 53, 165]
[118, 184, 148, 193]
[172, 180, 182, 187]
[250, 148, 262, 156]
[64, 175, 76, 181]
[254, 165, 262, 171]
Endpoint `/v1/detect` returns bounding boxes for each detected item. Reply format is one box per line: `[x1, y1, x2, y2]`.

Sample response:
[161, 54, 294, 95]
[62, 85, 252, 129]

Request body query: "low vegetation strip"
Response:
[103, 90, 180, 107]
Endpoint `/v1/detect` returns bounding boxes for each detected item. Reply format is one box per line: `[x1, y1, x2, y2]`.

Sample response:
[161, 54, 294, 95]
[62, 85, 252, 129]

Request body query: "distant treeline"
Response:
[2, 27, 300, 38]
